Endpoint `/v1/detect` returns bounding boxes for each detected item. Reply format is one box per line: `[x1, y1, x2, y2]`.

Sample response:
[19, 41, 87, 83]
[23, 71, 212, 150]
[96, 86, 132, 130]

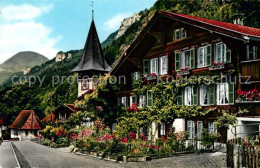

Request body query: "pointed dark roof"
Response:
[72, 20, 111, 72]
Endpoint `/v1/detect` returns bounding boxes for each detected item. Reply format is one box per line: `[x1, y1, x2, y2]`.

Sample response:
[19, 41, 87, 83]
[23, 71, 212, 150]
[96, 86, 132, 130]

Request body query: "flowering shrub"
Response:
[78, 129, 92, 138]
[102, 133, 112, 141]
[238, 89, 260, 101]
[139, 134, 147, 141]
[121, 137, 127, 143]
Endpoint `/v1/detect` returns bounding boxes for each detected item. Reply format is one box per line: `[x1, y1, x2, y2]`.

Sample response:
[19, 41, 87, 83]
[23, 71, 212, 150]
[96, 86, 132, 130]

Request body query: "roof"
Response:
[110, 11, 260, 74]
[65, 104, 78, 112]
[9, 110, 44, 130]
[159, 11, 260, 38]
[41, 114, 55, 123]
[72, 20, 111, 72]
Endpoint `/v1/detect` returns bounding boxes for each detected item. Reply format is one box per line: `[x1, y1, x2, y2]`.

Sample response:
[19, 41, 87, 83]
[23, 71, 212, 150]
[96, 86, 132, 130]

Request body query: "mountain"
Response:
[0, 51, 49, 84]
[101, 31, 118, 48]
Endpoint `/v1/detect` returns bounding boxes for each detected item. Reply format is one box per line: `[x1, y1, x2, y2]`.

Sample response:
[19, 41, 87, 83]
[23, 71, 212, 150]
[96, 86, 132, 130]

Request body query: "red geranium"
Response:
[121, 137, 127, 143]
[128, 103, 139, 112]
[102, 133, 112, 141]
[112, 134, 117, 140]
[128, 131, 136, 140]
[244, 142, 248, 146]
[139, 134, 147, 141]
[212, 62, 216, 65]
[185, 67, 190, 71]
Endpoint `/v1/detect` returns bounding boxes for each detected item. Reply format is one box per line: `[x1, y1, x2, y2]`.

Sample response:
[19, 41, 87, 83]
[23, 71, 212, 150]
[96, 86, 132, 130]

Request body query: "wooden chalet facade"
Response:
[109, 11, 260, 142]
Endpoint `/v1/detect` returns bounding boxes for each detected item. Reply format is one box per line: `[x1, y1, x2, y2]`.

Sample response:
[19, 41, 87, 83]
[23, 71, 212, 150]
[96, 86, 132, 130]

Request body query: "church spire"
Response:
[91, 1, 94, 20]
[72, 3, 111, 73]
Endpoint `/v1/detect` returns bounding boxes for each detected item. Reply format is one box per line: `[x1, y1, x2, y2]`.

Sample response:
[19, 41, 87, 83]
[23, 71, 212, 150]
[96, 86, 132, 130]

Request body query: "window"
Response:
[174, 28, 187, 40]
[185, 86, 193, 106]
[175, 49, 195, 71]
[197, 121, 203, 139]
[118, 97, 127, 108]
[247, 45, 257, 60]
[150, 58, 158, 75]
[217, 83, 229, 105]
[187, 121, 195, 139]
[215, 43, 231, 64]
[160, 122, 166, 136]
[131, 72, 141, 83]
[200, 86, 209, 106]
[159, 56, 168, 75]
[81, 80, 89, 90]
[197, 45, 211, 68]
[208, 122, 217, 133]
[139, 95, 146, 107]
[130, 95, 137, 106]
[143, 59, 150, 75]
[147, 90, 153, 107]
[177, 89, 183, 106]
[217, 83, 234, 105]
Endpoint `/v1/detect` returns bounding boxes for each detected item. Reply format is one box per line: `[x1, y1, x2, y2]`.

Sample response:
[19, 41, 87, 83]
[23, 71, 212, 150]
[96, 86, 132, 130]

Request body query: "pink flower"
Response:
[121, 137, 127, 143]
[102, 133, 112, 141]
[128, 131, 136, 140]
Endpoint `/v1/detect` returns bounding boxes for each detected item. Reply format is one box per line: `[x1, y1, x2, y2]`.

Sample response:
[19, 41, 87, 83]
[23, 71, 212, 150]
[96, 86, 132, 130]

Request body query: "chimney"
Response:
[232, 13, 244, 25]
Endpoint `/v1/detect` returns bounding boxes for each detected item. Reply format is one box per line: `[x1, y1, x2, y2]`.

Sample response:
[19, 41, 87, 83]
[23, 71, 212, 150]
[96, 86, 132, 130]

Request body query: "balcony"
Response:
[241, 59, 260, 81]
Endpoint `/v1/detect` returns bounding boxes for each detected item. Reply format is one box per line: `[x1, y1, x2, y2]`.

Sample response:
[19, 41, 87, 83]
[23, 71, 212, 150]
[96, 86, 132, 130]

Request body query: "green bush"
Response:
[200, 129, 219, 149]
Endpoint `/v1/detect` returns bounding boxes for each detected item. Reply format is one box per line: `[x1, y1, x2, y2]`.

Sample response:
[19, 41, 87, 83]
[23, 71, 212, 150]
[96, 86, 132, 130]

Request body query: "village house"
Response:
[9, 110, 44, 140]
[109, 11, 260, 142]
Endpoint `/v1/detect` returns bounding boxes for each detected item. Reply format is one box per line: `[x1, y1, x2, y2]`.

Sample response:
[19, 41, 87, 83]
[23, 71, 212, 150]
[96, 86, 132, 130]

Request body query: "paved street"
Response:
[0, 141, 19, 168]
[6, 140, 226, 168]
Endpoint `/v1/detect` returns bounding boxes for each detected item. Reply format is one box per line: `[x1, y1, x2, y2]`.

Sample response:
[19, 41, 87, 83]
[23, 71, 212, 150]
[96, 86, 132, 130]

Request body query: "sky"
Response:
[0, 0, 157, 64]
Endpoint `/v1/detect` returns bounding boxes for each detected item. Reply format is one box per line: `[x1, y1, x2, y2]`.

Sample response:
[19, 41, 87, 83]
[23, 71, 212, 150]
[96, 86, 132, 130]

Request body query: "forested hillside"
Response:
[0, 0, 259, 126]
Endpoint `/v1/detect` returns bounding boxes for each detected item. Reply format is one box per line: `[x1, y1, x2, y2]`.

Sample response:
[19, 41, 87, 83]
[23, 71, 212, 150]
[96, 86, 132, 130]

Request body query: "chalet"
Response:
[9, 110, 44, 140]
[109, 11, 260, 142]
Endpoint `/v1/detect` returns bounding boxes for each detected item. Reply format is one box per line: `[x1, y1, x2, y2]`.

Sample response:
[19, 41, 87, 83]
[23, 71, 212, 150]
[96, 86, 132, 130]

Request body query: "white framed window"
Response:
[187, 120, 195, 139]
[181, 50, 191, 69]
[130, 95, 137, 106]
[215, 43, 227, 63]
[147, 90, 153, 107]
[197, 46, 207, 68]
[217, 83, 229, 105]
[197, 121, 203, 139]
[200, 86, 209, 106]
[159, 56, 168, 75]
[208, 122, 217, 133]
[247, 45, 257, 60]
[150, 58, 158, 75]
[131, 72, 141, 83]
[160, 122, 166, 136]
[185, 86, 193, 106]
[139, 95, 146, 107]
[118, 96, 128, 108]
[175, 28, 187, 40]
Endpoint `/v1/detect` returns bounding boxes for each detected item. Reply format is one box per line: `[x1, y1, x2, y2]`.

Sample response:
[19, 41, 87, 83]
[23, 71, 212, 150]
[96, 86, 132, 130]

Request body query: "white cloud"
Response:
[103, 13, 131, 31]
[1, 4, 53, 21]
[0, 4, 60, 64]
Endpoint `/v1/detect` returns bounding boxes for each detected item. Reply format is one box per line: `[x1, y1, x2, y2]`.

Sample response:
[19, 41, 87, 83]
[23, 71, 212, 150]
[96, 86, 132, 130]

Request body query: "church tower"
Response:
[72, 15, 111, 97]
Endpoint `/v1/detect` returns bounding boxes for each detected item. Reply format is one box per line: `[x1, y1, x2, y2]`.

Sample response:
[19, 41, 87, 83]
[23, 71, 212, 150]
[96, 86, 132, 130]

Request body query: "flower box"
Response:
[237, 89, 260, 103]
[177, 70, 190, 76]
[209, 63, 224, 70]
[177, 67, 190, 76]
[236, 100, 260, 104]
[143, 73, 157, 80]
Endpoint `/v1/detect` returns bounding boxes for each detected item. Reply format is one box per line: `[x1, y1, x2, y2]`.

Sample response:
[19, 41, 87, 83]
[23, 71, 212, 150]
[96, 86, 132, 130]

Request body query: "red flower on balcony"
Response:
[180, 68, 184, 72]
[185, 67, 190, 71]
[244, 142, 248, 146]
[212, 62, 216, 65]
[121, 137, 127, 143]
[148, 73, 157, 77]
[217, 62, 223, 66]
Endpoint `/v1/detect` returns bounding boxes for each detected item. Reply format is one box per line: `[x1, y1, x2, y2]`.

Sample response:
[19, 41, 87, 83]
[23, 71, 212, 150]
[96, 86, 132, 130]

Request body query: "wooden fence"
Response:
[227, 138, 260, 168]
